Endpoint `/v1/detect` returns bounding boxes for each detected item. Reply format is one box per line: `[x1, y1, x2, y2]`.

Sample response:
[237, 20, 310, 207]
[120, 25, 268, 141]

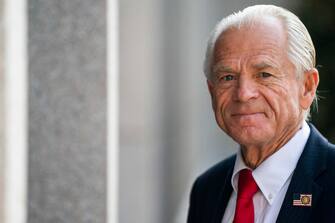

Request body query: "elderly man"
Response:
[187, 5, 335, 223]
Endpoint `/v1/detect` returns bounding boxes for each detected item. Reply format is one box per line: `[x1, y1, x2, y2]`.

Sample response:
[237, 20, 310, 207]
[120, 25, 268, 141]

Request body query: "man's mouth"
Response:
[231, 112, 266, 123]
[231, 112, 264, 117]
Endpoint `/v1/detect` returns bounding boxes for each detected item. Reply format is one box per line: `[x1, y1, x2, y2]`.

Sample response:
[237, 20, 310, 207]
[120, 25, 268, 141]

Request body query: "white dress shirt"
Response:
[222, 121, 311, 223]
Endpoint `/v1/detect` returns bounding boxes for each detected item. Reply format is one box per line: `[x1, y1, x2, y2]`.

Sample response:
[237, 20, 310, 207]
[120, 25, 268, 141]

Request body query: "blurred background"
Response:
[1, 0, 335, 223]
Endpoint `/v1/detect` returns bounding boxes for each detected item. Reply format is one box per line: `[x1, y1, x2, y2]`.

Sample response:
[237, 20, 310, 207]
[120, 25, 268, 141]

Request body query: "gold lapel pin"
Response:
[293, 193, 312, 206]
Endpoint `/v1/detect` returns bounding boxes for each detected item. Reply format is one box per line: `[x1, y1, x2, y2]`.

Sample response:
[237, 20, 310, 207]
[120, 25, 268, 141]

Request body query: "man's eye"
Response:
[222, 75, 235, 81]
[258, 72, 272, 78]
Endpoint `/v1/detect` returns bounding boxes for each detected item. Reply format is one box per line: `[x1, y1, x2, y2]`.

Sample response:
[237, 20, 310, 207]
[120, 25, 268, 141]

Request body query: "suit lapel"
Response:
[212, 160, 235, 223]
[276, 169, 323, 223]
[276, 124, 328, 223]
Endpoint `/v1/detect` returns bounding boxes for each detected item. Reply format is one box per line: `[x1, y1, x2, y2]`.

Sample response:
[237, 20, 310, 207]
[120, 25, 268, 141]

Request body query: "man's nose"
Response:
[233, 77, 259, 102]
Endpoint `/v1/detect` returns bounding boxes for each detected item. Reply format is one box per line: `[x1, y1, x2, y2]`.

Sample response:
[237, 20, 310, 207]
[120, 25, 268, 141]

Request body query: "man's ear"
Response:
[300, 68, 319, 109]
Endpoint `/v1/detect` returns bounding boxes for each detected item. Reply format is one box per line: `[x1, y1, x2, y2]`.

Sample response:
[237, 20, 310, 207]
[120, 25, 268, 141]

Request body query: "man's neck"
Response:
[240, 123, 303, 169]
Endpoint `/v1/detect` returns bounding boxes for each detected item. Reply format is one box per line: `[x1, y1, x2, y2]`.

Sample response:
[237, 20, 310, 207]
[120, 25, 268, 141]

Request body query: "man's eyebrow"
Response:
[212, 64, 235, 73]
[253, 62, 278, 70]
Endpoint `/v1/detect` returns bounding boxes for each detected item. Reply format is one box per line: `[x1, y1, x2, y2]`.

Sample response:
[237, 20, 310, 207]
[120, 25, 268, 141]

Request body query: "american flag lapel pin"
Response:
[293, 193, 312, 206]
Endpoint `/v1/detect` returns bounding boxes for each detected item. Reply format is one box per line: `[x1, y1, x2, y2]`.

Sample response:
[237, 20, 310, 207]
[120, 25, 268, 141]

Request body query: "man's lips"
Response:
[230, 112, 266, 122]
[231, 112, 264, 117]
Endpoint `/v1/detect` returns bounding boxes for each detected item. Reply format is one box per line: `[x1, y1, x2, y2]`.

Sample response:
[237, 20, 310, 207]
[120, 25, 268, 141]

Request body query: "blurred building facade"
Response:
[0, 1, 307, 223]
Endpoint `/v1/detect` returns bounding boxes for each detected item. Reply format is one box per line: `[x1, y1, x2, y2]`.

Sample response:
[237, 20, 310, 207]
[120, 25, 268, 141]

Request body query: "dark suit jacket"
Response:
[187, 124, 335, 223]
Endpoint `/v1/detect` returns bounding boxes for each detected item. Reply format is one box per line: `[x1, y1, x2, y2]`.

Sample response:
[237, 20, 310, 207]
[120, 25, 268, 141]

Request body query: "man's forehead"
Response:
[219, 15, 285, 36]
[212, 18, 288, 71]
[215, 17, 287, 49]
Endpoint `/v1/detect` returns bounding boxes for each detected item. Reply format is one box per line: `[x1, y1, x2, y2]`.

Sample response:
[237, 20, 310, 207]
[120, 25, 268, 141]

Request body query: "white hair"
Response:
[204, 4, 317, 119]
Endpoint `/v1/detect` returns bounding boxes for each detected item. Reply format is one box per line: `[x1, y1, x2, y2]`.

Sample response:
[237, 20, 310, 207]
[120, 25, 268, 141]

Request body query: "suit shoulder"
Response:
[326, 141, 335, 165]
[187, 155, 235, 222]
[315, 140, 335, 184]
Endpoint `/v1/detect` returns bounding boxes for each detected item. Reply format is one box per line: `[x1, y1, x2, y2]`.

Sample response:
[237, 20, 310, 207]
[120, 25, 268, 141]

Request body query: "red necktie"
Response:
[233, 169, 258, 223]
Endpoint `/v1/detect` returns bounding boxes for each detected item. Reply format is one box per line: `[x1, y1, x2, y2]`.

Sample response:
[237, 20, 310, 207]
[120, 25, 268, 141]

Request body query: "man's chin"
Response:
[229, 128, 270, 147]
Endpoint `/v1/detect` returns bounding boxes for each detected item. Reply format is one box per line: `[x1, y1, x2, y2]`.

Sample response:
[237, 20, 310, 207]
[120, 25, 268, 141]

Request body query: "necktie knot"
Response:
[237, 169, 258, 199]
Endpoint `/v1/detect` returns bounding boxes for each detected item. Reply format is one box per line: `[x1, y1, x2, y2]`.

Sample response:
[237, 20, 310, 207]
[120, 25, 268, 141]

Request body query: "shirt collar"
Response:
[231, 121, 311, 205]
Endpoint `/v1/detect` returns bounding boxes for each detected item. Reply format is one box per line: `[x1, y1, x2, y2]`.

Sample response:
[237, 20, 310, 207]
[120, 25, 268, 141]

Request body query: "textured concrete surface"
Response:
[28, 0, 107, 222]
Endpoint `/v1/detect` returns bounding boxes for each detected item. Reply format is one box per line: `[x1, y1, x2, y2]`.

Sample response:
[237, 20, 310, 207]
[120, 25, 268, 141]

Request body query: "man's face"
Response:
[208, 17, 316, 149]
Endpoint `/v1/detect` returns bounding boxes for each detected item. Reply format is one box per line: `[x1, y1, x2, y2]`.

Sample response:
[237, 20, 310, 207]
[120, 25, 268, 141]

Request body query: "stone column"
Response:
[28, 0, 107, 222]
